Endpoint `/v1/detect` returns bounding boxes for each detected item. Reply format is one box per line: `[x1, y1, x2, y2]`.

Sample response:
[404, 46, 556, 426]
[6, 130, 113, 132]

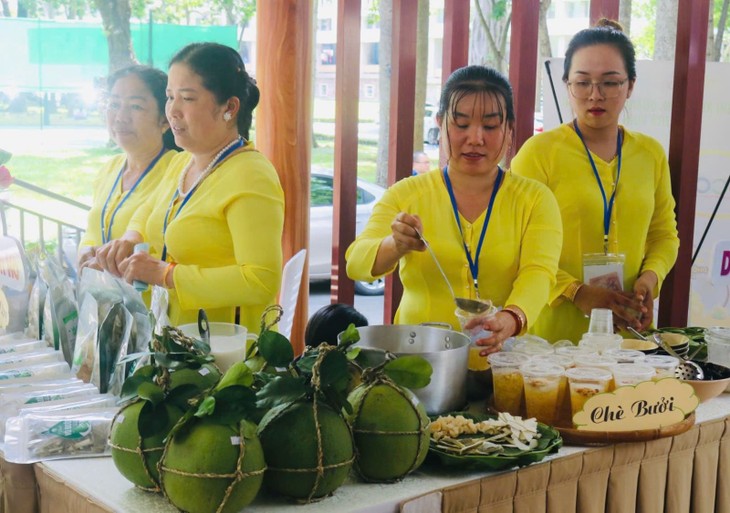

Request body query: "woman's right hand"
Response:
[95, 239, 138, 277]
[390, 212, 425, 255]
[573, 284, 646, 330]
[371, 213, 425, 276]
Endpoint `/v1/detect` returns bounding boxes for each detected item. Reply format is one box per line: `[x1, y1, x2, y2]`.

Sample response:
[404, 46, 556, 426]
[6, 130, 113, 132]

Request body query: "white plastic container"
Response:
[706, 327, 730, 368]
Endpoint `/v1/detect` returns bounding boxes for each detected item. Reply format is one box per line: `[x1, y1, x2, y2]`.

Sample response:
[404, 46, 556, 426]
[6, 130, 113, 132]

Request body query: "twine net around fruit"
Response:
[350, 377, 430, 482]
[109, 403, 164, 492]
[265, 346, 355, 503]
[158, 421, 266, 513]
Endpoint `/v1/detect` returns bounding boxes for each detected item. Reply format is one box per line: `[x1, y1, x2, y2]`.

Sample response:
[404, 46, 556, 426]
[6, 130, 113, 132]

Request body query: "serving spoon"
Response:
[414, 228, 493, 315]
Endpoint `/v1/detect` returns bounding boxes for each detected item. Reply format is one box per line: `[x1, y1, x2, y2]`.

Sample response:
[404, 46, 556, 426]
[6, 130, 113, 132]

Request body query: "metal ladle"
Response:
[414, 228, 493, 315]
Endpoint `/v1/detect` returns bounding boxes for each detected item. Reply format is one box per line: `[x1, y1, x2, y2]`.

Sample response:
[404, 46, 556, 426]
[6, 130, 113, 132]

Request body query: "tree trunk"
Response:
[711, 0, 730, 61]
[619, 0, 631, 36]
[536, 0, 552, 108]
[413, 0, 429, 153]
[470, 0, 511, 73]
[94, 0, 137, 73]
[654, 0, 678, 60]
[377, 0, 392, 188]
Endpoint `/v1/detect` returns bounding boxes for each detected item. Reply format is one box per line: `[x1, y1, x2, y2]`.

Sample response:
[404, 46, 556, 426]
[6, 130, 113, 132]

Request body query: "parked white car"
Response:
[309, 168, 386, 295]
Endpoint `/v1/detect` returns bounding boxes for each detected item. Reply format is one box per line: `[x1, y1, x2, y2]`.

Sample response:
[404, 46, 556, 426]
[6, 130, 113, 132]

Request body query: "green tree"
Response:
[470, 0, 511, 73]
[94, 0, 137, 73]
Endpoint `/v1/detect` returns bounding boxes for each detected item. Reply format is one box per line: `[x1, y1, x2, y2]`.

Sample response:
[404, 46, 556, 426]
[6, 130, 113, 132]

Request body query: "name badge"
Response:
[583, 253, 625, 291]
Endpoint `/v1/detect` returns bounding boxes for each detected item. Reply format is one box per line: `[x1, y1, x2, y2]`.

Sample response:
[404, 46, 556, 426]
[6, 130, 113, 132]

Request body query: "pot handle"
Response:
[420, 322, 453, 330]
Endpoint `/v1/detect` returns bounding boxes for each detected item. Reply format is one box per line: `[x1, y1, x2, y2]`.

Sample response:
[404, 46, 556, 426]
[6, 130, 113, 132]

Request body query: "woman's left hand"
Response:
[118, 252, 167, 287]
[633, 271, 658, 330]
[465, 311, 517, 356]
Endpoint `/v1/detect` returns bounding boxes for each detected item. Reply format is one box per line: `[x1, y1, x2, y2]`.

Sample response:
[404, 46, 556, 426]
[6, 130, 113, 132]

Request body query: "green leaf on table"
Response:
[119, 366, 155, 401]
[384, 356, 432, 389]
[257, 330, 294, 368]
[346, 347, 361, 361]
[139, 400, 171, 438]
[207, 386, 257, 425]
[137, 381, 165, 404]
[216, 361, 254, 390]
[194, 396, 216, 417]
[318, 350, 350, 392]
[338, 323, 361, 349]
[256, 375, 307, 410]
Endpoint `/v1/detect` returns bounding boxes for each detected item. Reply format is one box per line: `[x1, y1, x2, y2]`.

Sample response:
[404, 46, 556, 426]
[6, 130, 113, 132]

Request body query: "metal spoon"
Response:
[414, 228, 492, 315]
[197, 308, 210, 346]
[652, 332, 704, 380]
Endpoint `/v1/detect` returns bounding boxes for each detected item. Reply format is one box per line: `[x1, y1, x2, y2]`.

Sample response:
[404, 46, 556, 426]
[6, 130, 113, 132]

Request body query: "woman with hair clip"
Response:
[346, 65, 562, 355]
[511, 19, 679, 343]
[78, 65, 178, 272]
[96, 43, 284, 334]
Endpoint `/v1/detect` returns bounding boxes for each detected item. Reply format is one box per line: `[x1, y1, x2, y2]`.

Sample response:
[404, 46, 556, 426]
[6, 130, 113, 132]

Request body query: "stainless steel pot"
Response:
[351, 325, 470, 415]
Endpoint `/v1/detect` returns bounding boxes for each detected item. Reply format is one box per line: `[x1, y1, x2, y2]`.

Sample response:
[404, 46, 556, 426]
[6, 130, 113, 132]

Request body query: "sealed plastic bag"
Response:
[4, 407, 117, 463]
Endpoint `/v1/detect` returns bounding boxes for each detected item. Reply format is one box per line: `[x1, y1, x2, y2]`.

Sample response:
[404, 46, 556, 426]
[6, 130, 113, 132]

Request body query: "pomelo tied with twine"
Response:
[255, 322, 360, 502]
[342, 325, 433, 482]
[159, 360, 266, 513]
[110, 324, 222, 491]
[158, 307, 292, 513]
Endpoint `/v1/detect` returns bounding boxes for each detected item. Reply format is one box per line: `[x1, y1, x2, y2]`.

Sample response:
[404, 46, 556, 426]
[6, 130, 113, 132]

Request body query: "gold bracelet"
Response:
[162, 262, 177, 288]
[563, 281, 584, 303]
[502, 307, 526, 336]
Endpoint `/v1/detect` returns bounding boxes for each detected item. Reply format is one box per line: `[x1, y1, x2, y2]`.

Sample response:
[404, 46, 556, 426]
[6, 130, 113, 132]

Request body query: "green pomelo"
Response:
[160, 419, 265, 513]
[347, 382, 430, 482]
[169, 363, 221, 391]
[258, 400, 354, 500]
[110, 401, 184, 490]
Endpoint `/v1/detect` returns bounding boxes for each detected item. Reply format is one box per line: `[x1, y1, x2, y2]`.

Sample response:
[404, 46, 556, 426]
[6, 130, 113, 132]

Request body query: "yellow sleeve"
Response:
[503, 180, 563, 327]
[126, 194, 156, 239]
[80, 155, 124, 247]
[345, 183, 403, 281]
[174, 164, 285, 312]
[511, 137, 580, 304]
[640, 150, 679, 294]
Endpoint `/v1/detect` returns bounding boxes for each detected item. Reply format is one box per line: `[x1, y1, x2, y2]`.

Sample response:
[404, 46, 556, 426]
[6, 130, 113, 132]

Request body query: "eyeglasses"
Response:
[566, 78, 628, 99]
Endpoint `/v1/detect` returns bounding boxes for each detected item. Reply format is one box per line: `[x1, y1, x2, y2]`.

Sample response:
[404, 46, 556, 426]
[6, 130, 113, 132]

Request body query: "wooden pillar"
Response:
[590, 0, 619, 25]
[441, 0, 470, 81]
[383, 0, 419, 324]
[256, 0, 314, 355]
[658, 0, 711, 328]
[330, 0, 361, 306]
[508, 0, 540, 159]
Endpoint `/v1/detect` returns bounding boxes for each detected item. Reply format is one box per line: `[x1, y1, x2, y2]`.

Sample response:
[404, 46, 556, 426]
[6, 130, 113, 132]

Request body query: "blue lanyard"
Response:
[100, 147, 166, 244]
[443, 166, 503, 294]
[161, 138, 244, 262]
[572, 119, 623, 254]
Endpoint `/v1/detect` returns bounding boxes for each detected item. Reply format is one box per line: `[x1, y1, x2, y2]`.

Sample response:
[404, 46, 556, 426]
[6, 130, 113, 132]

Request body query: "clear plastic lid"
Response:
[519, 361, 565, 378]
[487, 351, 531, 368]
[565, 366, 613, 382]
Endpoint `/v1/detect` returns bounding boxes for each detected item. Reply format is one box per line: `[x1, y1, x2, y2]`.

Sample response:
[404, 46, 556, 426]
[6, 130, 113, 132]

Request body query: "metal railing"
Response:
[0, 177, 89, 276]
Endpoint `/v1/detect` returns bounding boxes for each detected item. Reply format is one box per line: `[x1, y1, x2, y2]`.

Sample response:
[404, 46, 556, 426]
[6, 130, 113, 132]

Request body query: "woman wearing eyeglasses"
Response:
[511, 19, 679, 343]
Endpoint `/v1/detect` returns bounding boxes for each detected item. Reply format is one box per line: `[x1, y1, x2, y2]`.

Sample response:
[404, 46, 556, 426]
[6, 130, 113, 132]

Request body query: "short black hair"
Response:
[304, 303, 368, 348]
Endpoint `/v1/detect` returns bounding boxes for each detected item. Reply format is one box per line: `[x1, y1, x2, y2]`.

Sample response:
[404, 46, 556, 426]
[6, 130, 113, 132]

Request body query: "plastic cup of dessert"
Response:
[519, 361, 565, 426]
[455, 306, 497, 372]
[612, 363, 656, 387]
[487, 352, 531, 416]
[565, 366, 613, 418]
[643, 354, 681, 380]
[603, 348, 647, 364]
